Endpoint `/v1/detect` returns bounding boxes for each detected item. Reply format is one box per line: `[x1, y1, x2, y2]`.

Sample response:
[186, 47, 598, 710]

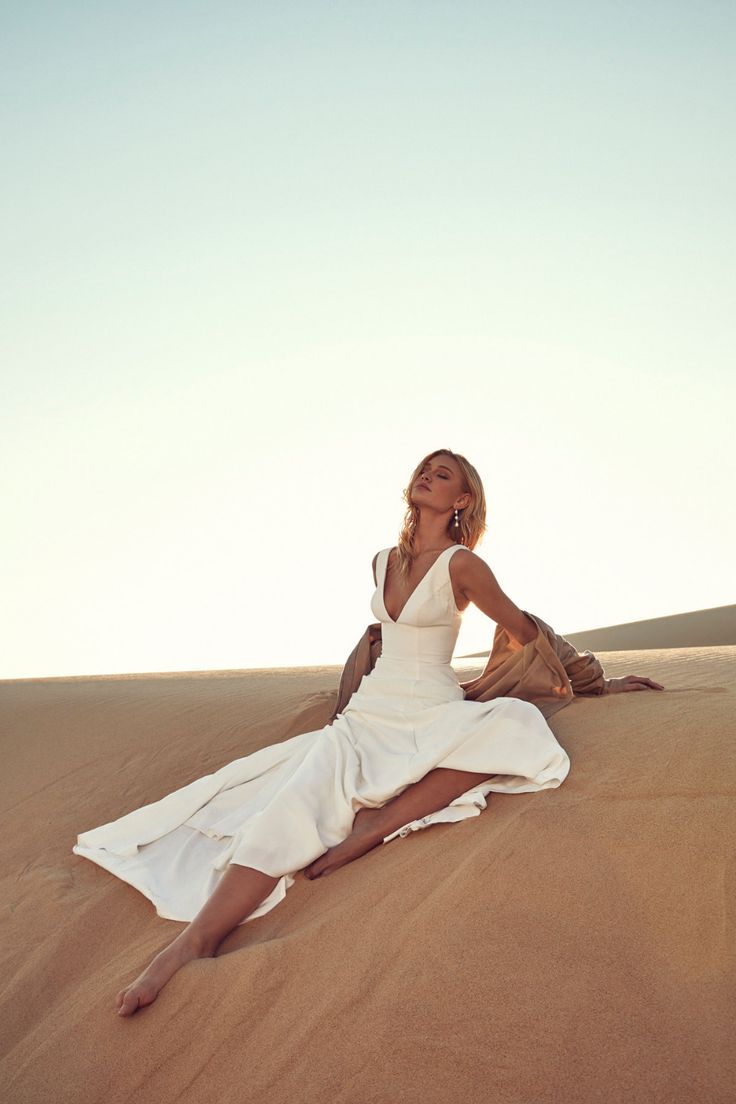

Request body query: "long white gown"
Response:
[73, 545, 570, 924]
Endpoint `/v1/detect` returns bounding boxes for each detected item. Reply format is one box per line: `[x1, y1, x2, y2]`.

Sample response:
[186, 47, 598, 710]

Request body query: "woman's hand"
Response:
[608, 675, 665, 692]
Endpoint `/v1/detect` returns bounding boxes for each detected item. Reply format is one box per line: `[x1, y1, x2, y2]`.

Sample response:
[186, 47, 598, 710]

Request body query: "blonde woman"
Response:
[74, 448, 663, 1016]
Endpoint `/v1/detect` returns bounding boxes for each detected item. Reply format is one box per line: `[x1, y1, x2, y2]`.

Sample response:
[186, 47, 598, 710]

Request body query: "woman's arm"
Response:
[454, 551, 538, 645]
[456, 556, 664, 692]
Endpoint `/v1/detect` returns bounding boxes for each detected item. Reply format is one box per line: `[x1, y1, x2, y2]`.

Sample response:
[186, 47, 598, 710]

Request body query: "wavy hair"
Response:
[395, 448, 487, 579]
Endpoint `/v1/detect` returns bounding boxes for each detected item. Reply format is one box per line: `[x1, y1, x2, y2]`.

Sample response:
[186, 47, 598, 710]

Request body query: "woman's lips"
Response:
[416, 484, 431, 491]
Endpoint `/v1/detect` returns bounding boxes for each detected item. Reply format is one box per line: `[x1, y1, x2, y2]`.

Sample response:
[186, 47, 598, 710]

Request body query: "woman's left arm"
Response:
[454, 552, 538, 646]
[455, 553, 664, 692]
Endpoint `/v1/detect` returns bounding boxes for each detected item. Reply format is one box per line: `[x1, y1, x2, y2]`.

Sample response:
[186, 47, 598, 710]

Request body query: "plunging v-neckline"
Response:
[381, 545, 458, 625]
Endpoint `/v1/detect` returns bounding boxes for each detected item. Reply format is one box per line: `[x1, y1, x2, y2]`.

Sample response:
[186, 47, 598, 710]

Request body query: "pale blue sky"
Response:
[2, 2, 734, 678]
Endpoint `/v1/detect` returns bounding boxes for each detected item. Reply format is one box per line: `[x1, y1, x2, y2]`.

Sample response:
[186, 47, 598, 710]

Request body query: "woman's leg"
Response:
[304, 767, 491, 879]
[117, 725, 362, 1016]
[116, 864, 279, 1016]
[116, 756, 484, 1013]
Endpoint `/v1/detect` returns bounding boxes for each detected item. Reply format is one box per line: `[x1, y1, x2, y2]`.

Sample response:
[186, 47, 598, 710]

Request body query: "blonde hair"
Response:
[395, 448, 487, 579]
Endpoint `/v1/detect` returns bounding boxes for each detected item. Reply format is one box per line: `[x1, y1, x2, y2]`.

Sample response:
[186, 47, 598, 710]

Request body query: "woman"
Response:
[73, 448, 663, 1016]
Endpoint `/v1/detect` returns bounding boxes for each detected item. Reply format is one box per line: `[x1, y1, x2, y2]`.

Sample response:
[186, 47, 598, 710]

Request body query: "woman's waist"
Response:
[374, 653, 457, 671]
[369, 656, 461, 686]
[354, 666, 464, 707]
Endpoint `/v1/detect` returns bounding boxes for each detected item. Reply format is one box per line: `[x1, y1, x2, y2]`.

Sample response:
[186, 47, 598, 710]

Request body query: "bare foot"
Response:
[304, 808, 386, 880]
[116, 928, 216, 1017]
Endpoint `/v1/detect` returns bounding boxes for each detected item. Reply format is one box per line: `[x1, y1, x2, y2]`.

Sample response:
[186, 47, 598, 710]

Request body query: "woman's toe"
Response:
[304, 854, 323, 878]
[305, 855, 329, 879]
[118, 980, 158, 1016]
[117, 988, 140, 1016]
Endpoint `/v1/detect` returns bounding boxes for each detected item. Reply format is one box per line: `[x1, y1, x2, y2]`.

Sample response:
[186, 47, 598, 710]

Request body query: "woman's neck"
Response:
[410, 527, 456, 555]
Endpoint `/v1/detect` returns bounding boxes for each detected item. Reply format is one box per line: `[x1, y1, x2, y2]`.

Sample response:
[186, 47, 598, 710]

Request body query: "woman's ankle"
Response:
[180, 925, 221, 958]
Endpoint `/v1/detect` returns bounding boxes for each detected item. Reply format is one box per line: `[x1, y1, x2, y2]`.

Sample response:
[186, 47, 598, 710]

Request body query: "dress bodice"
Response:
[369, 544, 468, 673]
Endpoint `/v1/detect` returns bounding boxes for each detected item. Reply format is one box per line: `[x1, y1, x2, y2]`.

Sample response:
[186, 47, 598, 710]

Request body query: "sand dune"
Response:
[461, 603, 736, 658]
[1, 641, 733, 1103]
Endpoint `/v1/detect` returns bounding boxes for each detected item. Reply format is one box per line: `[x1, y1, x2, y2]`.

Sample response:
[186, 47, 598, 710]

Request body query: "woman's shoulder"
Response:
[371, 547, 389, 584]
[449, 543, 476, 560]
[448, 543, 479, 579]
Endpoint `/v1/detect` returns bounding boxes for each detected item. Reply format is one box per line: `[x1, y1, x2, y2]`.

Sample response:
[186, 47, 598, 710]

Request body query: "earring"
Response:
[454, 509, 460, 527]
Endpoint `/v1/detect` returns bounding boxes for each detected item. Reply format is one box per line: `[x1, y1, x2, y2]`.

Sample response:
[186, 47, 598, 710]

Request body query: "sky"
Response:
[2, 1, 734, 679]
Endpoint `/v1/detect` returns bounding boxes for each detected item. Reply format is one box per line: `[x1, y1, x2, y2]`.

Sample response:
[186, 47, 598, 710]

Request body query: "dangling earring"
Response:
[454, 509, 460, 527]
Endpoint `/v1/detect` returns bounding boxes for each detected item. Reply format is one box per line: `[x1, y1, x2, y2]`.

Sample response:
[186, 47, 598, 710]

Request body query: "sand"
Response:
[1, 618, 734, 1103]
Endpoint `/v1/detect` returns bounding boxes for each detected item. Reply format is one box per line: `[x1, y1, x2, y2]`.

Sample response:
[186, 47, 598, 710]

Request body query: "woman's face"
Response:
[410, 454, 469, 513]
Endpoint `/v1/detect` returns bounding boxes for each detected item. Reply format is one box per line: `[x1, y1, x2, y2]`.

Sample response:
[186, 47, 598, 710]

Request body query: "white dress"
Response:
[73, 545, 570, 924]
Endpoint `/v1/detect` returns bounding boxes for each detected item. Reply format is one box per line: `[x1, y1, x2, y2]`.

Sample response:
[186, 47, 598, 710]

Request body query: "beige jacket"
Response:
[328, 610, 622, 724]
